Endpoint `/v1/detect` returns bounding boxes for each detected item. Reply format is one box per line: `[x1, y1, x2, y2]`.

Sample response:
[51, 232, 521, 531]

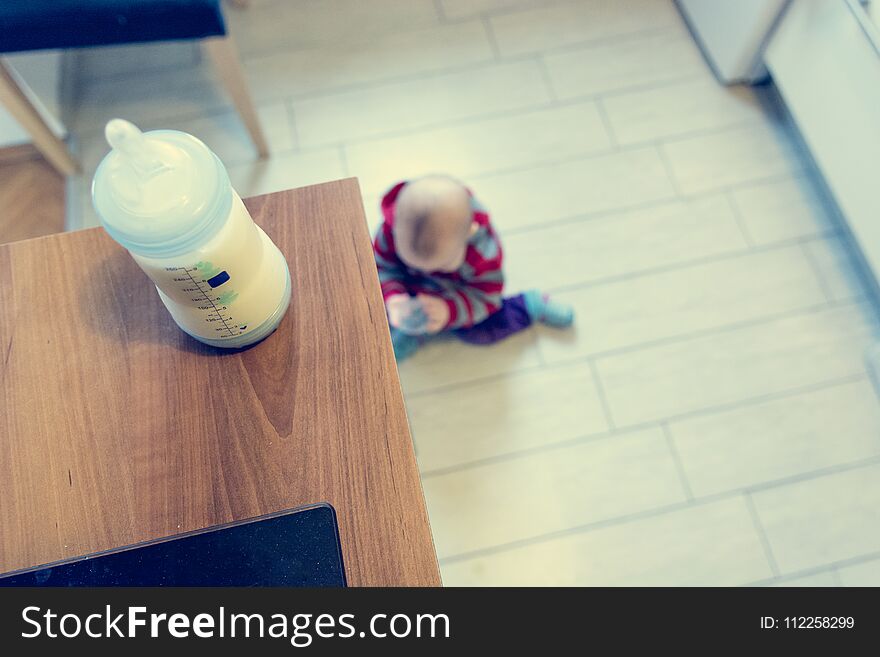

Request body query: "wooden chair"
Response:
[0, 0, 267, 176]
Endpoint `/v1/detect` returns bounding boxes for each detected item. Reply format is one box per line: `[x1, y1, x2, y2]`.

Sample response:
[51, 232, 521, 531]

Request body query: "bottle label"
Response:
[166, 261, 247, 337]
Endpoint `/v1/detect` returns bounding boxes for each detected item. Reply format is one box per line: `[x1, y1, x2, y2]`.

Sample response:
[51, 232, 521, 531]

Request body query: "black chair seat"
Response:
[0, 0, 226, 54]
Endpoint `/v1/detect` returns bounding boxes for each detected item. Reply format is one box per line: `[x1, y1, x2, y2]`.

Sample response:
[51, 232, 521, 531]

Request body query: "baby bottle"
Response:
[92, 119, 291, 348]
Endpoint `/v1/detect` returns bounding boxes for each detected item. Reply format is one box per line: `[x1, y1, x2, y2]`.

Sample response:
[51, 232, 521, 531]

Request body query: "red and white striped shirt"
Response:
[373, 181, 505, 330]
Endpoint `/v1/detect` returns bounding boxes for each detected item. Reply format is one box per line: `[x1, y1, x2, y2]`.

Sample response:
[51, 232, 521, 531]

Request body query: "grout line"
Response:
[230, 18, 685, 66]
[533, 55, 558, 102]
[530, 328, 547, 367]
[724, 190, 756, 248]
[502, 171, 829, 238]
[292, 97, 556, 153]
[463, 0, 569, 20]
[654, 142, 684, 198]
[593, 97, 618, 148]
[799, 237, 837, 303]
[588, 360, 616, 431]
[493, 25, 688, 58]
[547, 71, 709, 103]
[309, 98, 759, 165]
[420, 426, 632, 479]
[437, 455, 880, 566]
[743, 491, 781, 578]
[482, 15, 503, 61]
[533, 237, 830, 298]
[745, 553, 880, 587]
[437, 500, 697, 566]
[280, 54, 537, 101]
[662, 423, 694, 502]
[285, 100, 302, 152]
[416, 372, 870, 478]
[407, 297, 867, 401]
[245, 70, 710, 154]
[746, 568, 838, 587]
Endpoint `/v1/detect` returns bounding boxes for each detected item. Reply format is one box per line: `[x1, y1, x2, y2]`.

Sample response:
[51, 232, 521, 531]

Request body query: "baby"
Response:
[373, 174, 573, 360]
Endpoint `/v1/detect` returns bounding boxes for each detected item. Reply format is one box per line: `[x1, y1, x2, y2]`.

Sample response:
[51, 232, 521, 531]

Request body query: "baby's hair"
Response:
[394, 175, 472, 262]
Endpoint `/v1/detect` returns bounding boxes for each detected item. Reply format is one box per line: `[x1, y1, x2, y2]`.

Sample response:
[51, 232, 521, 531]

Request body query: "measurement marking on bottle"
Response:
[178, 266, 237, 337]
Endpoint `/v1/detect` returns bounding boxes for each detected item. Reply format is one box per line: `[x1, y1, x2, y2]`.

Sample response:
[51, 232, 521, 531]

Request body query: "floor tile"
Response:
[225, 147, 346, 198]
[423, 427, 682, 558]
[243, 20, 494, 101]
[503, 195, 744, 293]
[544, 28, 708, 99]
[398, 329, 542, 395]
[344, 101, 612, 199]
[670, 380, 880, 497]
[534, 243, 828, 364]
[731, 174, 838, 246]
[226, 0, 441, 57]
[360, 194, 383, 236]
[595, 303, 879, 427]
[74, 41, 201, 83]
[472, 147, 676, 232]
[767, 571, 838, 587]
[490, 0, 683, 56]
[663, 122, 804, 195]
[72, 176, 100, 231]
[441, 498, 772, 585]
[603, 77, 766, 145]
[292, 60, 551, 148]
[837, 558, 880, 586]
[752, 463, 880, 574]
[407, 362, 609, 473]
[440, 0, 534, 20]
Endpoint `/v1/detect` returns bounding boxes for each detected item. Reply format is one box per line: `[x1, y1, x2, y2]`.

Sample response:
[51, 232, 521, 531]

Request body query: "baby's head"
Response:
[393, 175, 477, 272]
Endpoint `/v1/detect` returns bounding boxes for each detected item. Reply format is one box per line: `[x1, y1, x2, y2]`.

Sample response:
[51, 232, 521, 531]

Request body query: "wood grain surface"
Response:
[0, 148, 65, 245]
[0, 179, 440, 586]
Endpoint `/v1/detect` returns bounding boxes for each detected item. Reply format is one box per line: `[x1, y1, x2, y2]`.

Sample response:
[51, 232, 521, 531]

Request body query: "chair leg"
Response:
[202, 35, 269, 158]
[0, 59, 79, 176]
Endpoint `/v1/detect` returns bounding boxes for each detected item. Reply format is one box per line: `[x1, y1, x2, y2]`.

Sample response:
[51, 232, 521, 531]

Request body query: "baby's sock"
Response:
[523, 289, 574, 328]
[390, 327, 422, 361]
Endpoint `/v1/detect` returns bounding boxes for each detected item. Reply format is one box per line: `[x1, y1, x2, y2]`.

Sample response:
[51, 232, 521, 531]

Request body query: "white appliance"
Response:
[676, 0, 789, 83]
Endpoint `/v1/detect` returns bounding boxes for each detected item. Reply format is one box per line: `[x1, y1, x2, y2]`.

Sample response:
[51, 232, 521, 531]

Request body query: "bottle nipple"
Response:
[105, 119, 166, 177]
[105, 119, 171, 206]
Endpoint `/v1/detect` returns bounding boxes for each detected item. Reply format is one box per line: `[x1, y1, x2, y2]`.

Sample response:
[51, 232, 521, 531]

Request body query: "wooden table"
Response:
[0, 179, 440, 586]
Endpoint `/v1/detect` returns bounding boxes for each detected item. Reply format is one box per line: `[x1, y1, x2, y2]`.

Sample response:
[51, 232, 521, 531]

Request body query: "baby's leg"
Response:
[390, 327, 423, 360]
[453, 296, 533, 345]
[454, 290, 573, 345]
[522, 289, 574, 328]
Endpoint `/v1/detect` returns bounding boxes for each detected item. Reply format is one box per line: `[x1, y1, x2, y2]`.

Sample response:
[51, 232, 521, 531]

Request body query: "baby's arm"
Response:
[424, 269, 504, 331]
[373, 222, 408, 300]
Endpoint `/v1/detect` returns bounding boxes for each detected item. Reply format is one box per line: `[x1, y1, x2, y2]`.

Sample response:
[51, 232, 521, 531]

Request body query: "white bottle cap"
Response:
[92, 119, 231, 258]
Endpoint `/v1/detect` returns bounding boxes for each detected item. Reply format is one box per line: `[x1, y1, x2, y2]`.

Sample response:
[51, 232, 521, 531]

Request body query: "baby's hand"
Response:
[417, 294, 450, 334]
[386, 294, 412, 330]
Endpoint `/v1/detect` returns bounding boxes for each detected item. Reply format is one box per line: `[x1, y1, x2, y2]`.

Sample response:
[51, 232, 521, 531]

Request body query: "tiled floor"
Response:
[63, 0, 880, 586]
